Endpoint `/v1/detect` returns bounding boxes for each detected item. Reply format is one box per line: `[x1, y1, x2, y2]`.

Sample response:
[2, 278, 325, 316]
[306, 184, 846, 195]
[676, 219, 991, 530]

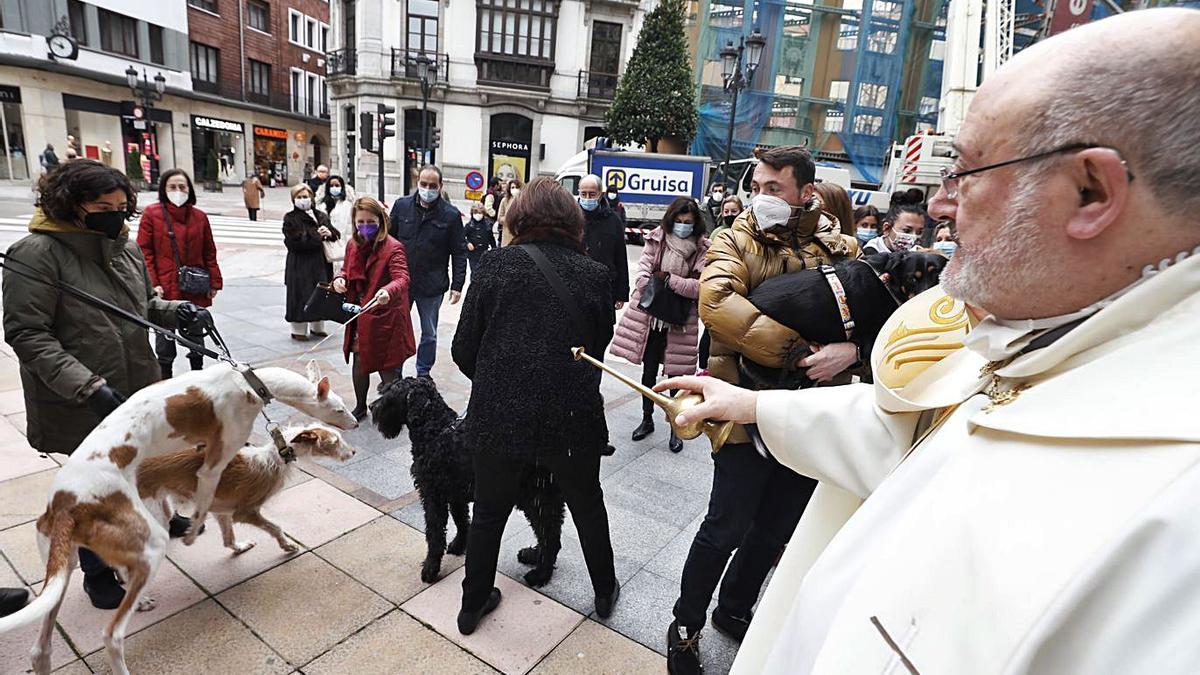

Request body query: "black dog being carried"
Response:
[741, 250, 948, 390]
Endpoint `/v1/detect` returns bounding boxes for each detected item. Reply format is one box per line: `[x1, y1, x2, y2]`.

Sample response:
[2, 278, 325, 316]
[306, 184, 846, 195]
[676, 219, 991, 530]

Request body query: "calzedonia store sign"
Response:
[192, 115, 244, 134]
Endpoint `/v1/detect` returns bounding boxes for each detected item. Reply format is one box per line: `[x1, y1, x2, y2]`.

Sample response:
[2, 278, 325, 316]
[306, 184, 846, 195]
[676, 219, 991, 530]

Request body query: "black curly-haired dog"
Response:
[370, 376, 566, 586]
[740, 250, 948, 388]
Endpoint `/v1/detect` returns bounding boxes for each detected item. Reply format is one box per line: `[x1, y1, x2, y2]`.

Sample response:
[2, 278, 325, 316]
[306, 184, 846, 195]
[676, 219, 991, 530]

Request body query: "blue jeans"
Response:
[409, 294, 443, 376]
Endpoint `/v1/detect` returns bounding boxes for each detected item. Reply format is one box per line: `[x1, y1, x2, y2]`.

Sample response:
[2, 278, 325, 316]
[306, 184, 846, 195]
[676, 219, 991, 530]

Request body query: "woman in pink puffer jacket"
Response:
[609, 197, 710, 453]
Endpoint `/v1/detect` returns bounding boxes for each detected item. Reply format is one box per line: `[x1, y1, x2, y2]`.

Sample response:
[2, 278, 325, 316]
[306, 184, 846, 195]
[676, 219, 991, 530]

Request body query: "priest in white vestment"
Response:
[658, 8, 1200, 673]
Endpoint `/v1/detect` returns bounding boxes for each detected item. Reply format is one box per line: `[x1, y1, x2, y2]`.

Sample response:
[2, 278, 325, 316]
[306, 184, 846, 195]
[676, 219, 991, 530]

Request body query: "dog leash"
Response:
[291, 294, 383, 364]
[0, 250, 296, 461]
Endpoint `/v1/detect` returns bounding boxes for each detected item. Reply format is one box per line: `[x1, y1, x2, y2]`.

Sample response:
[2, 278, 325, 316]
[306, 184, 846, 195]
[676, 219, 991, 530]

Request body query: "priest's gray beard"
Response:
[940, 180, 1056, 313]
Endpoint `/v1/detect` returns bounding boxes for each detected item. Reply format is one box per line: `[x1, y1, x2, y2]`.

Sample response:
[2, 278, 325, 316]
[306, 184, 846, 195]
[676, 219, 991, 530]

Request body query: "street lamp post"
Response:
[410, 53, 437, 163]
[719, 29, 766, 189]
[124, 66, 166, 109]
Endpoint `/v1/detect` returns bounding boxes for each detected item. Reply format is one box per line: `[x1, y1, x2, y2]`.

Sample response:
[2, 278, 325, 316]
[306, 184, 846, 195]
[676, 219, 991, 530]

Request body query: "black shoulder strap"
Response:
[162, 206, 184, 269]
[519, 244, 592, 352]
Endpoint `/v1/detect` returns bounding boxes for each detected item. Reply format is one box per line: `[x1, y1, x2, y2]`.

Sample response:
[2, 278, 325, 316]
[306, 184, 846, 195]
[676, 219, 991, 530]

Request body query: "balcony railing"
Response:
[577, 70, 618, 100]
[390, 48, 448, 82]
[475, 53, 554, 91]
[326, 48, 356, 77]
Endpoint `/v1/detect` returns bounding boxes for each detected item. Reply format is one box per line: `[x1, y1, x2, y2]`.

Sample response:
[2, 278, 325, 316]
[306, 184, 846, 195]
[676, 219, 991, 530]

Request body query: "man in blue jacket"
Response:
[388, 164, 467, 377]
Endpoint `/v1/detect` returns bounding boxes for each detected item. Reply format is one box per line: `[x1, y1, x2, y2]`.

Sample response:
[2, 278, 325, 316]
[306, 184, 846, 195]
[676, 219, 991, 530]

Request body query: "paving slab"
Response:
[83, 599, 291, 675]
[303, 609, 498, 674]
[53, 560, 207, 655]
[0, 557, 80, 675]
[602, 465, 711, 530]
[323, 454, 413, 500]
[529, 618, 666, 675]
[0, 387, 25, 413]
[0, 418, 57, 482]
[166, 514, 303, 594]
[0, 520, 44, 584]
[216, 553, 392, 666]
[0, 468, 55, 531]
[259, 478, 381, 548]
[403, 567, 584, 675]
[314, 516, 462, 604]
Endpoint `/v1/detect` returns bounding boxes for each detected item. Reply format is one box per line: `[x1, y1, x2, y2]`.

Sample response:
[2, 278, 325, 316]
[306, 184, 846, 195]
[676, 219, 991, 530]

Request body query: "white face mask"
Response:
[893, 231, 918, 251]
[329, 186, 342, 197]
[166, 190, 189, 207]
[750, 194, 802, 231]
[294, 197, 312, 211]
[471, 212, 483, 221]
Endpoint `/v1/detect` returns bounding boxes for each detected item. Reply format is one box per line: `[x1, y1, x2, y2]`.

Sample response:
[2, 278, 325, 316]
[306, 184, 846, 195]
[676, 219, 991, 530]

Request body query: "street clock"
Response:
[48, 16, 80, 61]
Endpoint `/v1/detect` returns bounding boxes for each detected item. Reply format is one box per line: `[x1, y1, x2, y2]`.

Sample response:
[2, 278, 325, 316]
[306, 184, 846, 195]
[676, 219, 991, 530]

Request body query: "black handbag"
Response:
[638, 274, 690, 326]
[303, 283, 356, 324]
[163, 208, 212, 296]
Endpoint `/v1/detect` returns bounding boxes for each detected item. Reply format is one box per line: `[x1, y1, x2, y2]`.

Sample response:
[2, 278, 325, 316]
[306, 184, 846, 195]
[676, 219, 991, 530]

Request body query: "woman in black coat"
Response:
[283, 183, 340, 340]
[452, 177, 619, 634]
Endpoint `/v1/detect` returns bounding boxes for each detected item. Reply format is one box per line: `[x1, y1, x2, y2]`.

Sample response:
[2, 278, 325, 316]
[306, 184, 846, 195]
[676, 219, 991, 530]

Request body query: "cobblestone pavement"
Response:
[0, 195, 758, 674]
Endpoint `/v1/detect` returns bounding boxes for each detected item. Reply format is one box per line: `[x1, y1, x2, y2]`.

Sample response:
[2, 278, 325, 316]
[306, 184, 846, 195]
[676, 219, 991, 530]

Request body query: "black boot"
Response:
[669, 431, 683, 453]
[595, 584, 621, 619]
[0, 588, 29, 617]
[458, 587, 502, 635]
[667, 620, 703, 675]
[631, 415, 655, 441]
[83, 569, 125, 610]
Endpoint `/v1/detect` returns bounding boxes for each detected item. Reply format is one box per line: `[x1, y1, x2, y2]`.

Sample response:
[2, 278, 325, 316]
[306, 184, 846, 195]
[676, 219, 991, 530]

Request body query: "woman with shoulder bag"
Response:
[451, 177, 619, 635]
[137, 168, 223, 378]
[331, 197, 415, 420]
[609, 196, 709, 453]
[317, 174, 355, 270]
[283, 183, 340, 340]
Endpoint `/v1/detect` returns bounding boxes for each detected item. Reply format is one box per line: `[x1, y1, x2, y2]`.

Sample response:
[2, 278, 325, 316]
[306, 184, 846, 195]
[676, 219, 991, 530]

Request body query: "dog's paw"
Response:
[231, 540, 256, 555]
[446, 536, 467, 555]
[524, 566, 554, 588]
[517, 546, 540, 566]
[135, 596, 157, 612]
[420, 559, 442, 584]
[279, 541, 300, 554]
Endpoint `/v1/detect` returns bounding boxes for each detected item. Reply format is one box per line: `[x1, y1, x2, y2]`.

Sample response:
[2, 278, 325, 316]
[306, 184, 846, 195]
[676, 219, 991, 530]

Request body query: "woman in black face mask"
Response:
[1, 160, 199, 611]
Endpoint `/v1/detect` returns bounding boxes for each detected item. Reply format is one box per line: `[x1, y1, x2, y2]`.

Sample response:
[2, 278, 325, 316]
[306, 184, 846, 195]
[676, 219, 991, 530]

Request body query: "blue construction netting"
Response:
[690, 0, 790, 173]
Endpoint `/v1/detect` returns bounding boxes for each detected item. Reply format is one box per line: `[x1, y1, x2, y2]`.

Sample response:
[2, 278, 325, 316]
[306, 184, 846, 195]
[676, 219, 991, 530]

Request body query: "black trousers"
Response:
[673, 442, 818, 629]
[641, 328, 668, 417]
[155, 323, 206, 376]
[462, 450, 617, 611]
[247, 208, 258, 221]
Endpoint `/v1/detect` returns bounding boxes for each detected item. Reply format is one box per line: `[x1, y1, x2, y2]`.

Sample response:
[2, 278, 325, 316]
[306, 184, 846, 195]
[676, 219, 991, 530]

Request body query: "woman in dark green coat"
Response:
[1, 160, 201, 610]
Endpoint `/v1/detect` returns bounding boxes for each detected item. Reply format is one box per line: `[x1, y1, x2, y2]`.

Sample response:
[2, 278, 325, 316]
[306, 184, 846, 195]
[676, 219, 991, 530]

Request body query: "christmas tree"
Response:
[604, 0, 697, 152]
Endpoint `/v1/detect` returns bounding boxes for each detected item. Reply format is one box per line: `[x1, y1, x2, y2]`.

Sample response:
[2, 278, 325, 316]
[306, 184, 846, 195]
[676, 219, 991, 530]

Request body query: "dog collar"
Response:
[820, 265, 855, 340]
[237, 365, 274, 405]
[266, 423, 296, 463]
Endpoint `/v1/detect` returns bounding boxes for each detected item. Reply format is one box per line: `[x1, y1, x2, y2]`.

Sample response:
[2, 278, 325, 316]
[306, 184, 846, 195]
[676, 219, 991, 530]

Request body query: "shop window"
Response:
[99, 9, 138, 58]
[249, 59, 271, 98]
[149, 25, 165, 65]
[408, 0, 439, 53]
[248, 0, 269, 33]
[68, 0, 88, 46]
[190, 42, 220, 93]
[188, 0, 218, 13]
[857, 82, 889, 108]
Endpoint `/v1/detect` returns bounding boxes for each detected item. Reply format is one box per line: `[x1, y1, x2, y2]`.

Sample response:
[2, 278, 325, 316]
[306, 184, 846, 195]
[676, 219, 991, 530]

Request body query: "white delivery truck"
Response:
[555, 139, 711, 244]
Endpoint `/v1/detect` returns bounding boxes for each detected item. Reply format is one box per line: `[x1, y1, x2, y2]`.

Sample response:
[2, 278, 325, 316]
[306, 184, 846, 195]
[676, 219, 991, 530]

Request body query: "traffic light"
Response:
[430, 127, 442, 150]
[359, 112, 374, 152]
[378, 104, 396, 145]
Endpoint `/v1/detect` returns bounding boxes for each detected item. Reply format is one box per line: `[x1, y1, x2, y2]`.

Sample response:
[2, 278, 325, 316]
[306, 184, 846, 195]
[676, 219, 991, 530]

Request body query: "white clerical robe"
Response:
[733, 251, 1200, 674]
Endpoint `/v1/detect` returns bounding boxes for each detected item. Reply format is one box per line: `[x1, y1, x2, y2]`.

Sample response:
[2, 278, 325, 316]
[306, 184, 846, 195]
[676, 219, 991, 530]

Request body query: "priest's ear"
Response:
[1063, 147, 1133, 241]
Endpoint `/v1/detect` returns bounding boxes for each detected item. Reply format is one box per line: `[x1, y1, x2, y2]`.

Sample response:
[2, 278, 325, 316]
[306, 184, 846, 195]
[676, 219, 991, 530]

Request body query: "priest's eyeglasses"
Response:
[938, 143, 1134, 200]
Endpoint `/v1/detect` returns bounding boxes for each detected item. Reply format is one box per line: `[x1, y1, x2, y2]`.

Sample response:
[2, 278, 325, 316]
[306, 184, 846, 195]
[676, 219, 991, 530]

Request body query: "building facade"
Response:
[0, 0, 331, 187]
[326, 0, 648, 199]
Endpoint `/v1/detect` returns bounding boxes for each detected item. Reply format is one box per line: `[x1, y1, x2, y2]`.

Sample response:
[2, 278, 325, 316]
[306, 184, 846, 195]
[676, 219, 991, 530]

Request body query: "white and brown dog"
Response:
[0, 362, 356, 675]
[137, 423, 356, 554]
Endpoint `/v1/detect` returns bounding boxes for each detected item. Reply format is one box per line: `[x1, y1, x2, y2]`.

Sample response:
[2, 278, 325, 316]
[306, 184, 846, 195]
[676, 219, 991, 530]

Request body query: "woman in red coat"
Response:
[332, 196, 416, 420]
[137, 168, 223, 378]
